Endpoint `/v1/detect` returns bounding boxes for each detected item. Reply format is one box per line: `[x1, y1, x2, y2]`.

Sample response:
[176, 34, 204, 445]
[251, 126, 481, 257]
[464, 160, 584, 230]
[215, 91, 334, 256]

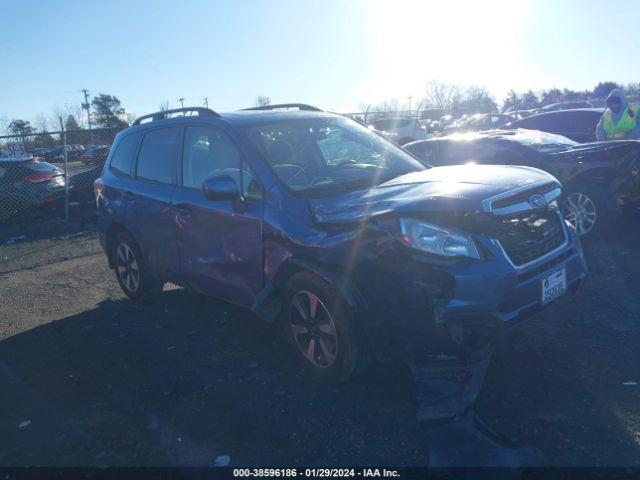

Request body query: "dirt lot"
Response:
[1, 213, 639, 468]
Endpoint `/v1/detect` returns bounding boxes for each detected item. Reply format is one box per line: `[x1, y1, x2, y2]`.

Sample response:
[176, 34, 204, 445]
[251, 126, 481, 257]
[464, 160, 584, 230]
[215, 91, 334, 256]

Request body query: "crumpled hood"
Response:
[552, 139, 640, 163]
[309, 164, 558, 224]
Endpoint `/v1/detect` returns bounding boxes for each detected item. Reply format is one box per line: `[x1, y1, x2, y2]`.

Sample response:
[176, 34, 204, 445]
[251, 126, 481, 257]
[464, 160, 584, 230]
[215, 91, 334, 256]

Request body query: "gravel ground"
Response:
[0, 214, 639, 468]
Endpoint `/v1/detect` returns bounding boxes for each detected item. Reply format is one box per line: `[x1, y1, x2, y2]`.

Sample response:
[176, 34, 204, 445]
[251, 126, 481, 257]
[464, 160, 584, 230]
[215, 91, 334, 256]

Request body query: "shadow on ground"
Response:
[0, 289, 427, 467]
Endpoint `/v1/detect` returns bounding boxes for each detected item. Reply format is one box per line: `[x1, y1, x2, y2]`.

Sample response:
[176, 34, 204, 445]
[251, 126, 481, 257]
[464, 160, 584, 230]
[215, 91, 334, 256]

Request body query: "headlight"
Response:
[399, 218, 480, 259]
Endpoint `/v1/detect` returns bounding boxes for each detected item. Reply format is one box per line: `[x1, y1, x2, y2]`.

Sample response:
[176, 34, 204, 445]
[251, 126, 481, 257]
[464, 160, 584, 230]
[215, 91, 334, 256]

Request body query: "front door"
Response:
[172, 124, 264, 307]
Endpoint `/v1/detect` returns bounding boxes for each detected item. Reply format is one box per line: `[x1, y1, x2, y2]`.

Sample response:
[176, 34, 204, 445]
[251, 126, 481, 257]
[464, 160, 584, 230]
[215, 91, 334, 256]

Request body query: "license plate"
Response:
[541, 269, 567, 305]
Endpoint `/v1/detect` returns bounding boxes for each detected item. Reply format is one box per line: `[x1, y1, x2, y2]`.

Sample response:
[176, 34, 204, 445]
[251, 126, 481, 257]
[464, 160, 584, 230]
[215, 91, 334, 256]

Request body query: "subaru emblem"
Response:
[529, 194, 548, 210]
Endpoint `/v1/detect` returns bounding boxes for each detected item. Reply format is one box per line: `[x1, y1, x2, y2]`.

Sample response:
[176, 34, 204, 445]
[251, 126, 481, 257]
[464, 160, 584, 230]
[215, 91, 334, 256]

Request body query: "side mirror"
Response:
[202, 175, 239, 201]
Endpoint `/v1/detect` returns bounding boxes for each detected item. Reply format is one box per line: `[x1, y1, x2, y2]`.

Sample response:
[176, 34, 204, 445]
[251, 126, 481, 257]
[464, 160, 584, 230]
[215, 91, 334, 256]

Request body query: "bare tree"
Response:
[458, 86, 498, 113]
[255, 95, 271, 107]
[0, 116, 8, 135]
[34, 114, 51, 133]
[368, 99, 400, 119]
[423, 80, 461, 113]
[53, 104, 86, 129]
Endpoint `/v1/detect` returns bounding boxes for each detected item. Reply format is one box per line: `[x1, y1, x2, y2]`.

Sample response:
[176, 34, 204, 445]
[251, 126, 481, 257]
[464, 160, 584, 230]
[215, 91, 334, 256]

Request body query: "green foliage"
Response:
[65, 115, 80, 131]
[92, 94, 128, 128]
[8, 119, 35, 137]
[592, 82, 621, 99]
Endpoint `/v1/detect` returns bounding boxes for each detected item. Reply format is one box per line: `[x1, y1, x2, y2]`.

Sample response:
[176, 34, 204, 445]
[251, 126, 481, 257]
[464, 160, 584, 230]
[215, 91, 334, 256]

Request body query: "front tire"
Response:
[564, 182, 620, 236]
[112, 232, 164, 300]
[282, 271, 369, 382]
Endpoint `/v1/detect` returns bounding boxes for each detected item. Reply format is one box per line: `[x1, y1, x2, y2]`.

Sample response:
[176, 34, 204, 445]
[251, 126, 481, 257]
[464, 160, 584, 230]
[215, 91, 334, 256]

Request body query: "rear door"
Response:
[130, 126, 181, 278]
[172, 123, 264, 307]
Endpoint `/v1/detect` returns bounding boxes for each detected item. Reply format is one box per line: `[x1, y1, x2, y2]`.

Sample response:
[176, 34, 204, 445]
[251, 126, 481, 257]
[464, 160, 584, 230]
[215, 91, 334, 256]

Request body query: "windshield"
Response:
[245, 116, 425, 197]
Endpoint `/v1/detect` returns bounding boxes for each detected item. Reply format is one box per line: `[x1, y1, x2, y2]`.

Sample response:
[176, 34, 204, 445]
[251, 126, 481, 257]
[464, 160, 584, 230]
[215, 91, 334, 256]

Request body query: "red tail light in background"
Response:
[23, 173, 54, 183]
[94, 179, 104, 208]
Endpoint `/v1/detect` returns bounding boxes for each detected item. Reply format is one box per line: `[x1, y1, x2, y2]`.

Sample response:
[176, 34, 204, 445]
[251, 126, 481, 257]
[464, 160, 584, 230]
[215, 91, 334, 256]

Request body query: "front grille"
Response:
[490, 182, 558, 211]
[491, 209, 566, 266]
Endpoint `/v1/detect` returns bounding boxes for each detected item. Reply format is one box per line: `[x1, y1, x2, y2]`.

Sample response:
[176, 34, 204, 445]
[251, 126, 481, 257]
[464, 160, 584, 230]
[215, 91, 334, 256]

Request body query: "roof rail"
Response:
[132, 107, 221, 126]
[242, 103, 323, 112]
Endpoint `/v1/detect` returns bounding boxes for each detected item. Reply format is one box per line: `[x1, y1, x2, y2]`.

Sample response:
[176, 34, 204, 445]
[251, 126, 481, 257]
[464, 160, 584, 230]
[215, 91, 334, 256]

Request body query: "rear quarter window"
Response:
[110, 132, 142, 177]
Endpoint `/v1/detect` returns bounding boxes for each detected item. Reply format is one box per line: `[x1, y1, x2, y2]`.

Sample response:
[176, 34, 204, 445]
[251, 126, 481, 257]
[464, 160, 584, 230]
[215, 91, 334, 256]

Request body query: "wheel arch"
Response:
[105, 223, 137, 269]
[564, 166, 615, 191]
[251, 257, 368, 323]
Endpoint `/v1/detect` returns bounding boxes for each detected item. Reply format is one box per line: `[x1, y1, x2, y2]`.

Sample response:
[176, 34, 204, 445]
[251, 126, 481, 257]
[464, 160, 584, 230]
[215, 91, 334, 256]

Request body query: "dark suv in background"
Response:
[96, 105, 587, 381]
[405, 129, 640, 236]
[503, 108, 603, 143]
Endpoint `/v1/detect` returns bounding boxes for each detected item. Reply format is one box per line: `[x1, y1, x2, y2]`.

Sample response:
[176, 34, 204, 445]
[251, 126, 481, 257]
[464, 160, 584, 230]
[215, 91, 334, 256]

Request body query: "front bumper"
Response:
[438, 223, 587, 324]
[362, 219, 587, 360]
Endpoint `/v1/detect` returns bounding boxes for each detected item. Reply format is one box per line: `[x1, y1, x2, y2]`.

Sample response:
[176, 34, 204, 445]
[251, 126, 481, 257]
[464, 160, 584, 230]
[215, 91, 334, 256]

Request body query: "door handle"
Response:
[122, 190, 135, 201]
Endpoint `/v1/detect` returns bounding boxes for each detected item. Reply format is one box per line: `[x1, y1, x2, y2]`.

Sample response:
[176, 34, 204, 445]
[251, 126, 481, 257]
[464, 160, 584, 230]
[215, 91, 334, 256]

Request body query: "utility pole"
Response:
[203, 97, 209, 108]
[177, 97, 185, 108]
[81, 88, 94, 144]
[407, 96, 413, 115]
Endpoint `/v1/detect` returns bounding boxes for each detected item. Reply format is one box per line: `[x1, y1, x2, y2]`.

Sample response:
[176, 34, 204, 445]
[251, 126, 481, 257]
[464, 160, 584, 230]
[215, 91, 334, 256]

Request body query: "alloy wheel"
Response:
[289, 290, 338, 368]
[565, 192, 597, 236]
[116, 243, 140, 293]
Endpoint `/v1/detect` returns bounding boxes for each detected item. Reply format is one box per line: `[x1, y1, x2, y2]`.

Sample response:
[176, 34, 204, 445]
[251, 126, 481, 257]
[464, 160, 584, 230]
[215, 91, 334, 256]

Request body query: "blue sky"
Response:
[1, 0, 639, 126]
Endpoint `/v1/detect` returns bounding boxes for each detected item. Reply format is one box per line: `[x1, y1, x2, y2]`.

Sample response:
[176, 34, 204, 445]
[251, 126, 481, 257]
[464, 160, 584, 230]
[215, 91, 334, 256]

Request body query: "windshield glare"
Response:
[509, 128, 577, 153]
[245, 116, 425, 196]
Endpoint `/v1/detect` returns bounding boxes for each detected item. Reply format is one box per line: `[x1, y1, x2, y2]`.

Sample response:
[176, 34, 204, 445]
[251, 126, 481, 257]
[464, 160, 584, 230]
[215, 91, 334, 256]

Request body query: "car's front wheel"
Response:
[112, 232, 164, 300]
[564, 182, 620, 236]
[283, 271, 369, 382]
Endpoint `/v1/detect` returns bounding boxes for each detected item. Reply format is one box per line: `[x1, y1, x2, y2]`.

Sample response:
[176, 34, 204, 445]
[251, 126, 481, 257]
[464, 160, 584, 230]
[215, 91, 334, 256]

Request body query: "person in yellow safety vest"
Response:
[595, 89, 640, 141]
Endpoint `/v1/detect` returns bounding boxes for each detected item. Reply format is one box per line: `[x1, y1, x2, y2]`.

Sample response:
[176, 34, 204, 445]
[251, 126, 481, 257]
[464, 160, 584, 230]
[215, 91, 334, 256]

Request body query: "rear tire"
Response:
[564, 182, 620, 237]
[282, 271, 370, 382]
[111, 231, 164, 301]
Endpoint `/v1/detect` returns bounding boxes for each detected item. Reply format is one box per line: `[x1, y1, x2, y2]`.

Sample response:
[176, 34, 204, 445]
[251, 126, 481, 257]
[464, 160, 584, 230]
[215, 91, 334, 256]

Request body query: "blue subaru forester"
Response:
[96, 105, 587, 381]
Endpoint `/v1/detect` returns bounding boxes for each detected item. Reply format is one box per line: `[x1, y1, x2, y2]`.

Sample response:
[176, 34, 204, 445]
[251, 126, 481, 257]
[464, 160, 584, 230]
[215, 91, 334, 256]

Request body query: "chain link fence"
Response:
[0, 107, 465, 230]
[0, 127, 123, 228]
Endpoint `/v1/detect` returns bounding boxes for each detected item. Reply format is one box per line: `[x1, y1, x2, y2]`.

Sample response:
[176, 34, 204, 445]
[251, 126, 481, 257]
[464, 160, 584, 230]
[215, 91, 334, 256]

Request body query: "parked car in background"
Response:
[0, 156, 68, 223]
[404, 129, 640, 236]
[96, 105, 587, 381]
[503, 108, 604, 143]
[80, 145, 111, 165]
[541, 100, 594, 111]
[445, 113, 514, 133]
[505, 109, 540, 120]
[42, 144, 86, 163]
[31, 147, 49, 158]
[368, 117, 429, 145]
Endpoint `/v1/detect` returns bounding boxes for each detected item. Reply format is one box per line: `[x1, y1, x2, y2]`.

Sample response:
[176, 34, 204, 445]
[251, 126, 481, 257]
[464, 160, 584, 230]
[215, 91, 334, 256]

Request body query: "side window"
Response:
[136, 127, 180, 184]
[511, 117, 536, 129]
[182, 125, 242, 189]
[575, 112, 601, 133]
[110, 132, 141, 177]
[546, 112, 573, 131]
[182, 126, 263, 200]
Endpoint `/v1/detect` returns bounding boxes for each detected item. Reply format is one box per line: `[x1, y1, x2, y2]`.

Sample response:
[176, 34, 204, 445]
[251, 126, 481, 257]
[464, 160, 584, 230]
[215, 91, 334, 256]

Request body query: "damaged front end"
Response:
[309, 177, 588, 363]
